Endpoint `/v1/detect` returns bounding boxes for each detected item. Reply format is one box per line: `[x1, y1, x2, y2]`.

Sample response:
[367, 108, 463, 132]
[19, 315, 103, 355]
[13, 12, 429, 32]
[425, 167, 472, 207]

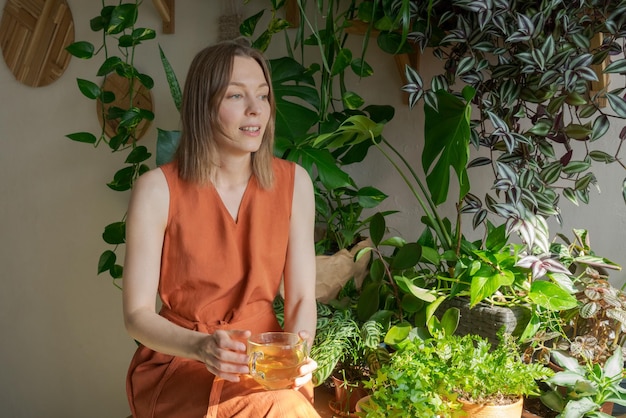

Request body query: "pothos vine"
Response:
[66, 1, 156, 289]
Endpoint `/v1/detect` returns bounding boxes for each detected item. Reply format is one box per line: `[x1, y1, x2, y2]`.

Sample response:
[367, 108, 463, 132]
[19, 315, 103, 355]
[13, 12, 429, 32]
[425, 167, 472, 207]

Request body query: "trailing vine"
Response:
[65, 1, 156, 289]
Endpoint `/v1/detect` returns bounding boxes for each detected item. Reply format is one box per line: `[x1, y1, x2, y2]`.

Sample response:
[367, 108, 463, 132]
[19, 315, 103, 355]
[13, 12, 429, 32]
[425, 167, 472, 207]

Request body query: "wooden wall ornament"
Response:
[0, 0, 74, 87]
[96, 73, 154, 141]
[152, 0, 175, 34]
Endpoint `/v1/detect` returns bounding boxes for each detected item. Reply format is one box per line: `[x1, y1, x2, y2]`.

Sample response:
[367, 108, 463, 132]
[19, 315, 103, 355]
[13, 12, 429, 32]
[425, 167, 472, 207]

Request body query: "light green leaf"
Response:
[528, 281, 578, 311]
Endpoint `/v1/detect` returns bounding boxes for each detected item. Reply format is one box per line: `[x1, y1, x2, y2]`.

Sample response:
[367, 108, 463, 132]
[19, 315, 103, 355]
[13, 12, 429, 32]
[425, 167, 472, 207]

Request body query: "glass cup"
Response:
[247, 331, 307, 390]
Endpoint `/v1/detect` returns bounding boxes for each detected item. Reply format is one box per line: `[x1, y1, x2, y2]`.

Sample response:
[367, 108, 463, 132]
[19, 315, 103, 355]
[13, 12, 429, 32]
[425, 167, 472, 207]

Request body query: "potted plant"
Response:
[521, 229, 624, 365]
[540, 348, 626, 417]
[361, 332, 554, 418]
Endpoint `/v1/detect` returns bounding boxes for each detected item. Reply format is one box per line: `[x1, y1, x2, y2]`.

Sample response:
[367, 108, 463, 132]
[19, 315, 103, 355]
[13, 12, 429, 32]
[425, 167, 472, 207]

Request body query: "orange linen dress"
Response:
[126, 158, 320, 418]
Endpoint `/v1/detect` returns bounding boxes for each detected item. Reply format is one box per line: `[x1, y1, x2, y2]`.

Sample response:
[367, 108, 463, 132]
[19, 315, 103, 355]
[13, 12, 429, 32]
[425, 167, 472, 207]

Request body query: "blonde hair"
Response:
[175, 39, 275, 188]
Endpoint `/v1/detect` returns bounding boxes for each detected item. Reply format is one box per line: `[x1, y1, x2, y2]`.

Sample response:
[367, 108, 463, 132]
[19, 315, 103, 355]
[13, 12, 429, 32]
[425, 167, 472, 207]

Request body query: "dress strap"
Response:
[205, 377, 225, 418]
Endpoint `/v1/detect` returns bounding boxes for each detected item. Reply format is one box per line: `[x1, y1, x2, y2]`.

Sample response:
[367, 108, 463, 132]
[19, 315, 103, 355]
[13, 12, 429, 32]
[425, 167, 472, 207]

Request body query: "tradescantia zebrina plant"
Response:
[400, 0, 626, 235]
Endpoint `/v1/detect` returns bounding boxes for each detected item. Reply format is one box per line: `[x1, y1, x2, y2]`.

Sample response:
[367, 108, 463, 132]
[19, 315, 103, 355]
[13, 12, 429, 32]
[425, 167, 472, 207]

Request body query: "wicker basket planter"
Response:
[438, 297, 531, 346]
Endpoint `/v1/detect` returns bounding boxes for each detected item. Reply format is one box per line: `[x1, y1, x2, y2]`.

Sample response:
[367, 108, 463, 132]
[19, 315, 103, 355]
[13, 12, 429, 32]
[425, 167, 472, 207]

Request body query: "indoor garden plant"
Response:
[359, 331, 554, 417]
[65, 1, 157, 288]
[540, 347, 626, 417]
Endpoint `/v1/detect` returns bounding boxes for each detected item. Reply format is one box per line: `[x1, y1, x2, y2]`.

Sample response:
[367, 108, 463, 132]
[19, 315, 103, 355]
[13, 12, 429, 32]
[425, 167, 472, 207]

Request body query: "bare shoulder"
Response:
[132, 168, 168, 198]
[293, 164, 313, 194]
[128, 168, 169, 224]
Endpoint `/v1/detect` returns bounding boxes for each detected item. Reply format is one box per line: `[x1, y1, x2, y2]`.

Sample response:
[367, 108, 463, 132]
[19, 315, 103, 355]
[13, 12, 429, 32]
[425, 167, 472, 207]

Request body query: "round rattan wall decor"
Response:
[0, 0, 74, 87]
[96, 73, 154, 141]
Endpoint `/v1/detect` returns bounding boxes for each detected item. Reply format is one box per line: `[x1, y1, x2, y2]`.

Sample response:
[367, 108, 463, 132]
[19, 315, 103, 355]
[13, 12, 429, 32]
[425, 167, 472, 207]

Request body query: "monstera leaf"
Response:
[423, 87, 475, 206]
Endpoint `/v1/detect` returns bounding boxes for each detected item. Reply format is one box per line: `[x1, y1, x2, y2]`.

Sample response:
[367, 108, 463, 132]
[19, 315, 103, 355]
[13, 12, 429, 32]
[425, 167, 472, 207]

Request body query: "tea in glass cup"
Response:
[248, 332, 306, 390]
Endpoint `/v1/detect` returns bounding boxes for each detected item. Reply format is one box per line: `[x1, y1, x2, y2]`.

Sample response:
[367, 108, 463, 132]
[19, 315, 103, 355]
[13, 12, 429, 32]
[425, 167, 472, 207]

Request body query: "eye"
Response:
[228, 93, 242, 99]
[259, 94, 269, 100]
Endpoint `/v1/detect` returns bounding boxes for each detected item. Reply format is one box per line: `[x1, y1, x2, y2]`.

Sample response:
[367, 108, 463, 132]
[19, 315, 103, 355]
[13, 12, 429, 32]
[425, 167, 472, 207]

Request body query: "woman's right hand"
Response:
[198, 329, 251, 382]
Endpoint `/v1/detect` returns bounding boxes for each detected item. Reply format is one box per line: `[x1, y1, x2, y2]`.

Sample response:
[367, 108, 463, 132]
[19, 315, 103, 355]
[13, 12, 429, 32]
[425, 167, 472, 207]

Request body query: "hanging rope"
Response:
[218, 0, 243, 41]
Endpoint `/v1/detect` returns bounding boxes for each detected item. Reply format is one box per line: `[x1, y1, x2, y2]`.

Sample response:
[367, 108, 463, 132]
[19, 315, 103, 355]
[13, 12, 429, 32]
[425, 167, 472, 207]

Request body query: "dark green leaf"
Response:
[252, 30, 272, 52]
[240, 10, 264, 37]
[132, 28, 156, 41]
[589, 150, 615, 163]
[77, 78, 100, 100]
[331, 48, 352, 76]
[137, 73, 154, 89]
[369, 212, 385, 246]
[423, 89, 473, 205]
[107, 4, 138, 35]
[107, 166, 135, 191]
[342, 91, 364, 110]
[351, 58, 373, 78]
[118, 34, 135, 48]
[377, 32, 413, 54]
[564, 123, 592, 140]
[110, 264, 123, 279]
[390, 243, 422, 270]
[125, 145, 151, 164]
[97, 56, 123, 76]
[357, 186, 387, 208]
[102, 222, 126, 245]
[66, 132, 96, 144]
[65, 41, 94, 59]
[357, 282, 382, 321]
[98, 250, 116, 274]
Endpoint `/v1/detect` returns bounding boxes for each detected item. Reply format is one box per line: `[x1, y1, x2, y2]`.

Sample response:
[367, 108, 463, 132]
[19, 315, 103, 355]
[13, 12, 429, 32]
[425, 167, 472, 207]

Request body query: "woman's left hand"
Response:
[292, 330, 317, 390]
[293, 356, 317, 390]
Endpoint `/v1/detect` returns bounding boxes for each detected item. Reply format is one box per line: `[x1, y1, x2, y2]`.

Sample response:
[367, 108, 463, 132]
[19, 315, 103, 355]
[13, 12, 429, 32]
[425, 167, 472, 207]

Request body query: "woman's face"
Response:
[215, 56, 271, 157]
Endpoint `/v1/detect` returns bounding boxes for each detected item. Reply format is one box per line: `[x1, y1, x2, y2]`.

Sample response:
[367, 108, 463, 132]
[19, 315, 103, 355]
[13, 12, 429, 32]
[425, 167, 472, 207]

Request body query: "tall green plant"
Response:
[65, 1, 156, 288]
[242, 0, 395, 253]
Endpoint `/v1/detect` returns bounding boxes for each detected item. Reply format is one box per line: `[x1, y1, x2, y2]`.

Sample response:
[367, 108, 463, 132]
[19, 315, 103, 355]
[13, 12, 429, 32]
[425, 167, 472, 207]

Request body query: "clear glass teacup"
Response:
[247, 331, 307, 390]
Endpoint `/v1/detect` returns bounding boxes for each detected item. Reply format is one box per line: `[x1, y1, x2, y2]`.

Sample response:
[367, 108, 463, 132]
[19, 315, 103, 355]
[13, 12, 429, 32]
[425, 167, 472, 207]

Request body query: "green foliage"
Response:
[365, 332, 553, 417]
[243, 1, 397, 254]
[541, 348, 626, 418]
[65, 1, 155, 288]
[401, 0, 626, 224]
[522, 230, 624, 366]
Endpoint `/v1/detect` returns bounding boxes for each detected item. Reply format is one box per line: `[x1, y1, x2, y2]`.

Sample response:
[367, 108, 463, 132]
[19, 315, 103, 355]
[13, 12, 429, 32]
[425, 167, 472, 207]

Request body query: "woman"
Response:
[123, 39, 320, 418]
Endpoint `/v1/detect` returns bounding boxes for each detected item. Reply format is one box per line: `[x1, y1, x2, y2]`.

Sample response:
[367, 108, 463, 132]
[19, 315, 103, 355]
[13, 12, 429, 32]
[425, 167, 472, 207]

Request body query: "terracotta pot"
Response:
[461, 396, 523, 418]
[330, 374, 369, 415]
[355, 395, 372, 413]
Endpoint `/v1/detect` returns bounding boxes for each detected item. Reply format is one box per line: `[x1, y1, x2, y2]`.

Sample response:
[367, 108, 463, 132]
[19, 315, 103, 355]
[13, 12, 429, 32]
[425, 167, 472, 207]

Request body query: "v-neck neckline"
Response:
[212, 175, 256, 225]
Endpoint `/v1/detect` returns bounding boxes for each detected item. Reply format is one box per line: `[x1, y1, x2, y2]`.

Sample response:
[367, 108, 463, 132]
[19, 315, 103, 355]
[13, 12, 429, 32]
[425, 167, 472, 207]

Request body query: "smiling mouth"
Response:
[240, 126, 261, 132]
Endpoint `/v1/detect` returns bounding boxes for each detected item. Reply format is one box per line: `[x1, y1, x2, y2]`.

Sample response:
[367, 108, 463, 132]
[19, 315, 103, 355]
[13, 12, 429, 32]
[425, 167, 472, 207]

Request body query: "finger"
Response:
[213, 330, 248, 352]
[297, 359, 317, 376]
[228, 329, 252, 350]
[292, 373, 312, 389]
[205, 359, 249, 376]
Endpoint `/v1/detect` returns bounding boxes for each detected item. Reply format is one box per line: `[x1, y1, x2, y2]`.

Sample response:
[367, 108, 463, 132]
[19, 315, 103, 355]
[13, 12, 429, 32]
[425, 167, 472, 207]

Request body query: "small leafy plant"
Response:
[522, 230, 624, 366]
[541, 348, 626, 418]
[364, 332, 553, 417]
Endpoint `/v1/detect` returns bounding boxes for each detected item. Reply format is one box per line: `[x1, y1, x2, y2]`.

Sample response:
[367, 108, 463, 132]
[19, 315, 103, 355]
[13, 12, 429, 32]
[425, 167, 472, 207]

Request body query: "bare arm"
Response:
[283, 164, 318, 344]
[122, 169, 249, 381]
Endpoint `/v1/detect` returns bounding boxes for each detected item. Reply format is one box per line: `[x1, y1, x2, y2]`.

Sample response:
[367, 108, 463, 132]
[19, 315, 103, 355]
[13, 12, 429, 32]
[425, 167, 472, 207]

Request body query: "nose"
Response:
[246, 97, 263, 115]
